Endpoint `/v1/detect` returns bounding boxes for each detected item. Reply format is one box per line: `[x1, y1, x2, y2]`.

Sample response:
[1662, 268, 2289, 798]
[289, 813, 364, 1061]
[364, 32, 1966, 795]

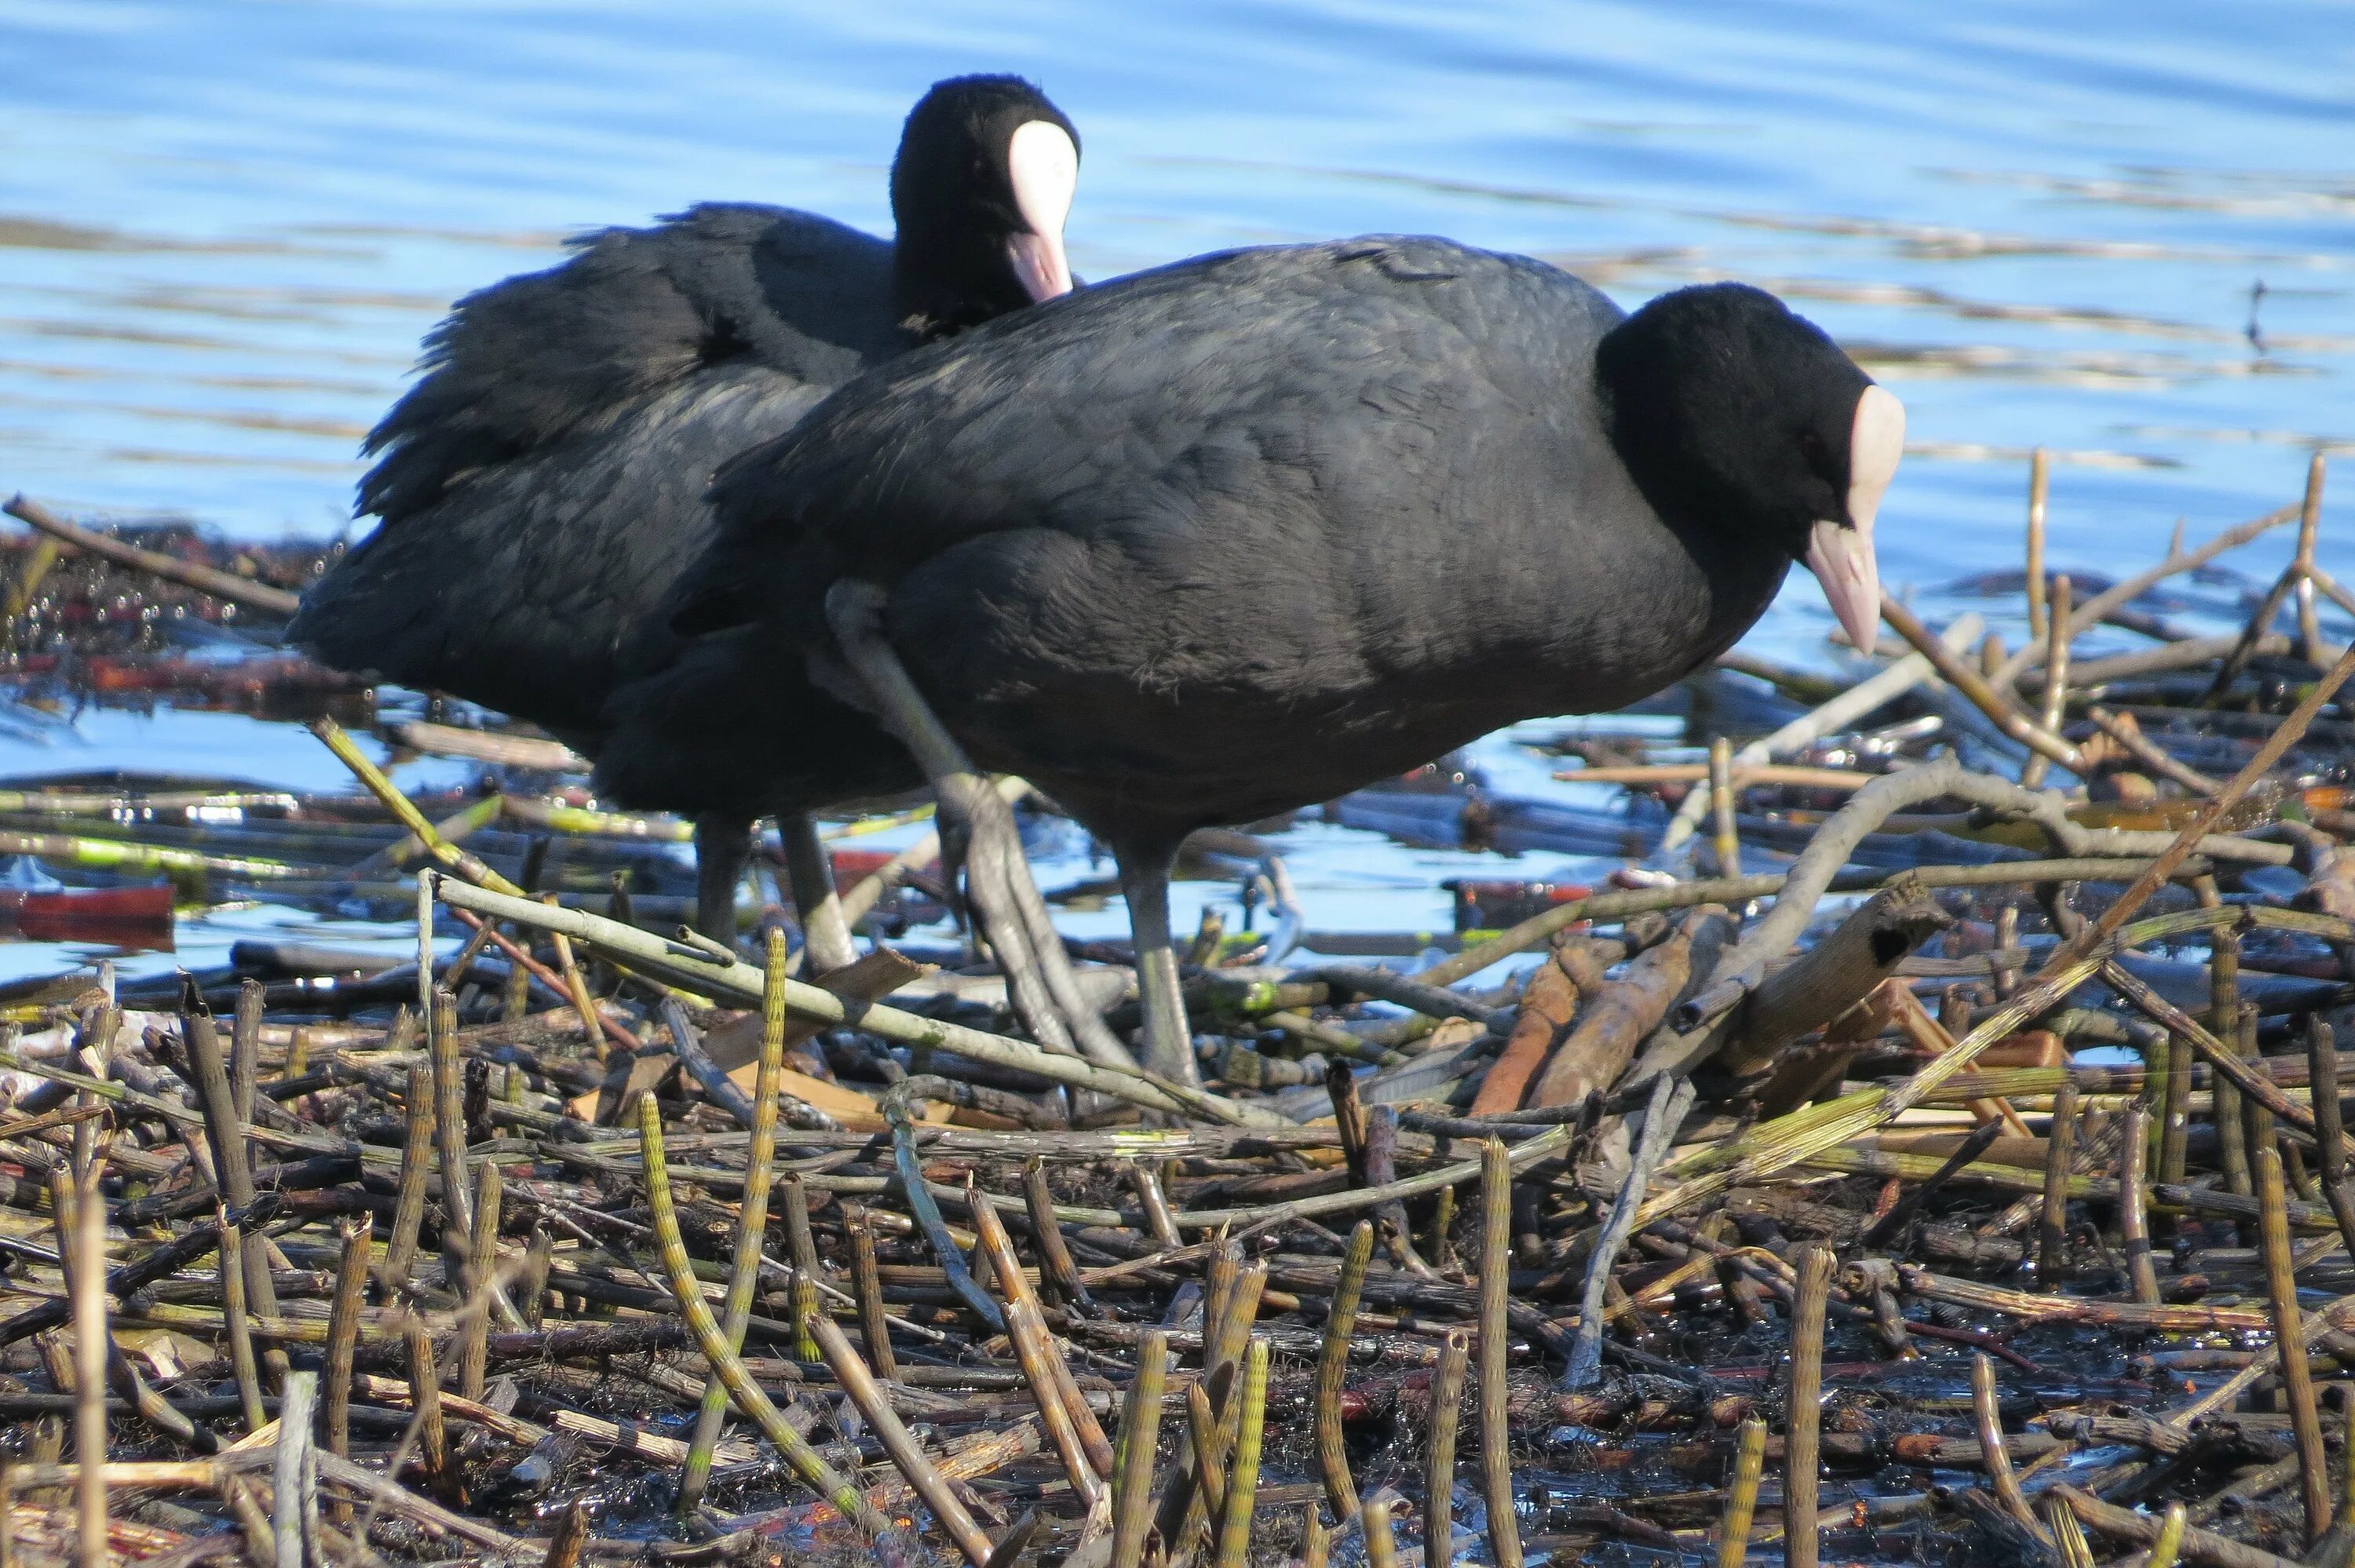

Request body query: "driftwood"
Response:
[5, 460, 2355, 1568]
[1753, 977, 1904, 1118]
[1527, 906, 1734, 1108]
[1470, 934, 1611, 1114]
[1715, 872, 1952, 1079]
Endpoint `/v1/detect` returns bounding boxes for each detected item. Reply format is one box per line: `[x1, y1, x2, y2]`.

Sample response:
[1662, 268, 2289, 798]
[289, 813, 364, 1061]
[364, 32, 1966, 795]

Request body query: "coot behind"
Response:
[289, 75, 1083, 951]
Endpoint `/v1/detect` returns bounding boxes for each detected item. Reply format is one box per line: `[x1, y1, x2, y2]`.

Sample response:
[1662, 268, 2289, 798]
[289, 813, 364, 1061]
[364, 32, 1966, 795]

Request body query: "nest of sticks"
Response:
[0, 458, 2353, 1568]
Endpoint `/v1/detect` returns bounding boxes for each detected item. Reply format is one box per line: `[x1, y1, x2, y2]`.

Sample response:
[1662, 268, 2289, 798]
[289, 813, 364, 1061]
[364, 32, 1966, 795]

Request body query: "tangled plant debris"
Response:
[0, 456, 2353, 1566]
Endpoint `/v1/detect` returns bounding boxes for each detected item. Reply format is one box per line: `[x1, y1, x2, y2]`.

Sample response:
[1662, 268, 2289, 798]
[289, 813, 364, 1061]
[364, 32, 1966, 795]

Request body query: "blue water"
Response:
[1, 0, 2351, 968]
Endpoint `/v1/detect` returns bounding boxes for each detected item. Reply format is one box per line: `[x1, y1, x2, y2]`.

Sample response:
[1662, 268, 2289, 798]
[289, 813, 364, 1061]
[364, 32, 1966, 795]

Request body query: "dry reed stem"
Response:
[456, 1158, 502, 1401]
[217, 1208, 264, 1435]
[2056, 1485, 2304, 1568]
[1156, 1260, 1265, 1553]
[440, 875, 1277, 1125]
[1188, 1378, 1226, 1525]
[1995, 500, 2300, 691]
[634, 1096, 890, 1539]
[2021, 572, 2071, 789]
[680, 931, 792, 1514]
[1130, 1160, 1184, 1248]
[2106, 961, 2343, 1156]
[2119, 1104, 2160, 1304]
[2056, 637, 2355, 968]
[1203, 1239, 1241, 1367]
[322, 1213, 372, 1464]
[1881, 596, 2082, 769]
[807, 1306, 993, 1567]
[2025, 447, 2050, 640]
[382, 1066, 434, 1296]
[1786, 1243, 1832, 1568]
[1478, 1138, 1523, 1568]
[1717, 1417, 1765, 1568]
[1314, 1220, 1375, 1522]
[2158, 1023, 2193, 1195]
[310, 722, 523, 894]
[403, 1319, 444, 1480]
[1362, 1497, 1400, 1568]
[1211, 1338, 1269, 1568]
[780, 1172, 823, 1338]
[1568, 1075, 1693, 1387]
[543, 1500, 588, 1568]
[968, 1176, 1108, 1504]
[1971, 1353, 2043, 1537]
[2087, 706, 2222, 796]
[54, 1169, 106, 1568]
[4, 494, 302, 615]
[1709, 735, 1740, 875]
[2255, 1143, 2331, 1544]
[2043, 1493, 2098, 1568]
[1560, 762, 1880, 789]
[274, 1369, 316, 1568]
[2037, 1080, 2078, 1286]
[1658, 613, 1981, 853]
[1426, 1328, 1470, 1568]
[848, 1206, 899, 1380]
[1108, 1329, 1168, 1568]
[427, 984, 473, 1279]
[1302, 1506, 1331, 1568]
[1023, 1156, 1093, 1312]
[2295, 453, 2328, 660]
[2304, 1017, 2355, 1256]
[181, 994, 282, 1351]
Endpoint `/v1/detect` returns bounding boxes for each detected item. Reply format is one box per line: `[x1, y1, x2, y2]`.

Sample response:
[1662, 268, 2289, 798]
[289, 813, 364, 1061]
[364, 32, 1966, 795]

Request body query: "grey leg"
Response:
[778, 811, 859, 975]
[988, 811, 1138, 1068]
[692, 815, 751, 948]
[1115, 846, 1203, 1088]
[825, 582, 1138, 1070]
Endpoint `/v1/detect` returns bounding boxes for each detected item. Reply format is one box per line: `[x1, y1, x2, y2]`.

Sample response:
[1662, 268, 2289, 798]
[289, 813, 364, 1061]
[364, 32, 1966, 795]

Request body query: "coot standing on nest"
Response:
[289, 75, 1082, 957]
[633, 237, 1903, 1085]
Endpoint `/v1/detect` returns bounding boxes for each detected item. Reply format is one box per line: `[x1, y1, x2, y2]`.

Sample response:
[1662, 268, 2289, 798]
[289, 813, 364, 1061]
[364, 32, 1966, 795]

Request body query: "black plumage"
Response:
[301, 202, 896, 736]
[290, 75, 1080, 754]
[621, 235, 1903, 1070]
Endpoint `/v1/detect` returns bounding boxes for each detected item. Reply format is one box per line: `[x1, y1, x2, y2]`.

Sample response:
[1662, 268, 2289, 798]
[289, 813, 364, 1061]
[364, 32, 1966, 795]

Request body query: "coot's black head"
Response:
[890, 75, 1080, 339]
[1596, 283, 1903, 651]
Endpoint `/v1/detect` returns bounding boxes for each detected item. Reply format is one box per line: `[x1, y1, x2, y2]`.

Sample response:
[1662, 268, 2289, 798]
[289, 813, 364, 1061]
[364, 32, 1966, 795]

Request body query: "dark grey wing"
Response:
[295, 369, 833, 736]
[678, 237, 1602, 658]
[290, 205, 906, 733]
[657, 237, 1639, 830]
[355, 204, 900, 520]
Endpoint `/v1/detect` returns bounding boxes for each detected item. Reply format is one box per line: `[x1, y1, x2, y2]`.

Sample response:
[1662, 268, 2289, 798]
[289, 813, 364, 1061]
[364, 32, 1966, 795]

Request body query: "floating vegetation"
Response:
[0, 460, 2352, 1566]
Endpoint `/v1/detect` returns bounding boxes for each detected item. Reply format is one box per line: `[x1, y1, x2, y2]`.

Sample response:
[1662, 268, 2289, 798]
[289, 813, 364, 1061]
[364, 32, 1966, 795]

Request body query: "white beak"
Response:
[1805, 384, 1904, 654]
[1004, 119, 1078, 303]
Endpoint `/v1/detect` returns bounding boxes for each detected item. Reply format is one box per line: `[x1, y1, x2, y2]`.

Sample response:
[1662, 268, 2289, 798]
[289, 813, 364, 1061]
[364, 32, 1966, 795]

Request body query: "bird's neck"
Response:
[892, 233, 1028, 341]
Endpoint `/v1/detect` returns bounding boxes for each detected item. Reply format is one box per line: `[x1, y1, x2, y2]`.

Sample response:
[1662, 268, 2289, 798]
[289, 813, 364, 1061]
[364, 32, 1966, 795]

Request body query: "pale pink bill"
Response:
[1004, 119, 1078, 302]
[1806, 382, 1904, 654]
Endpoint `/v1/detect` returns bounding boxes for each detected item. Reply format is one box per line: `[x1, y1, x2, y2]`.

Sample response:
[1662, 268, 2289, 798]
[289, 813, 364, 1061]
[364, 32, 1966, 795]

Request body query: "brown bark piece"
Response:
[1754, 975, 1907, 1116]
[1718, 873, 1952, 1080]
[1527, 930, 1699, 1109]
[1471, 936, 1592, 1115]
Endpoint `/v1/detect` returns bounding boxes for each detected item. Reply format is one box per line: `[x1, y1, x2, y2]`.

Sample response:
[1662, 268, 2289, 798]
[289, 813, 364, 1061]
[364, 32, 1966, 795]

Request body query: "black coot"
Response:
[288, 75, 1082, 950]
[632, 237, 1903, 1084]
